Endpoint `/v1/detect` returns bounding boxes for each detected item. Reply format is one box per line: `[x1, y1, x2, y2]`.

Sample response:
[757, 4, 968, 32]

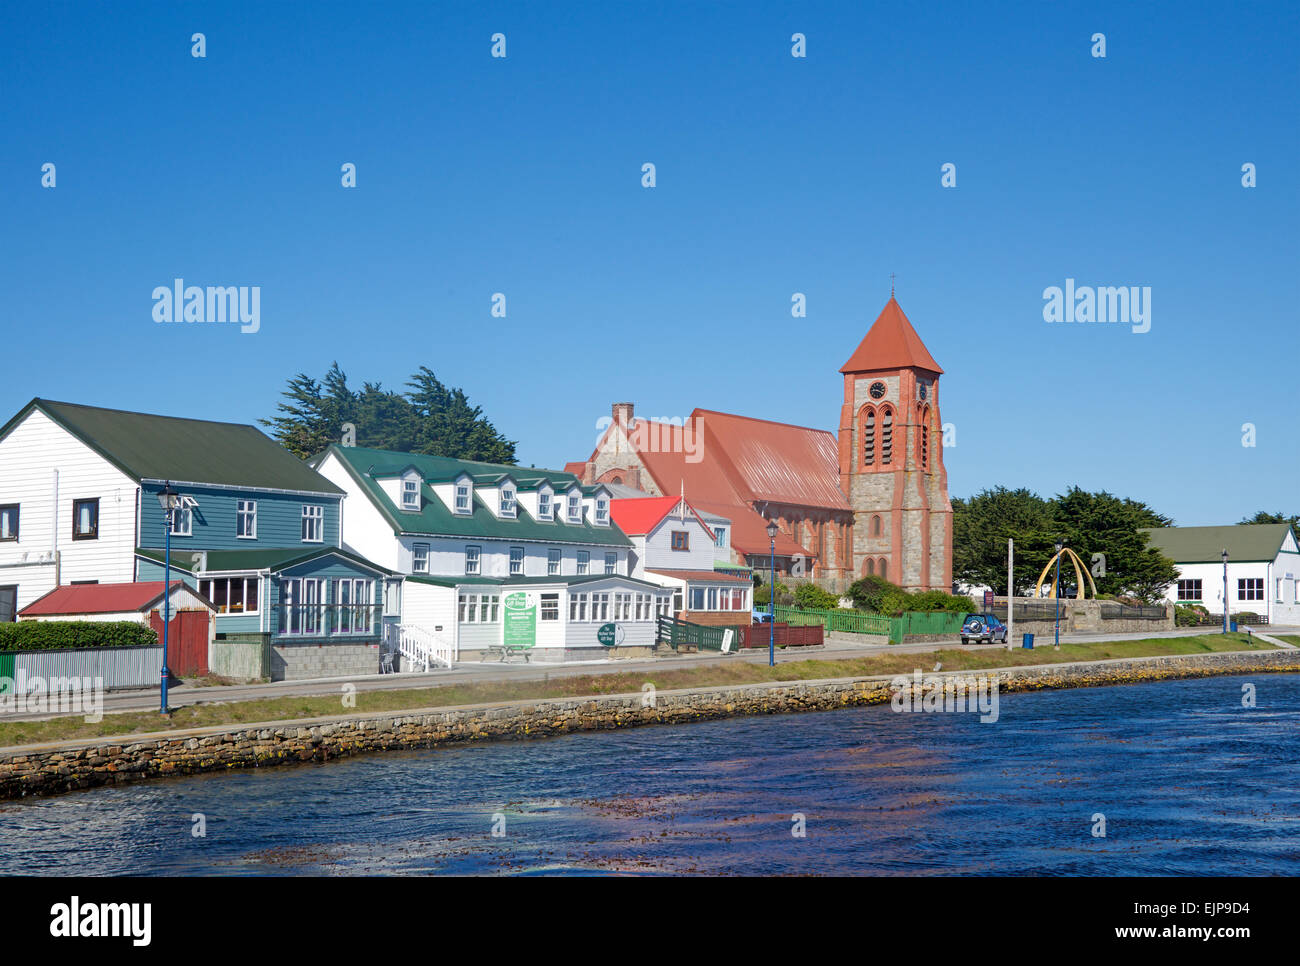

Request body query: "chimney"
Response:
[612, 402, 633, 427]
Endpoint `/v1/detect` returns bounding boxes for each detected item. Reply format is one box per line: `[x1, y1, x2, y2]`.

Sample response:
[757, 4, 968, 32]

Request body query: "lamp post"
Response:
[156, 482, 179, 714]
[1054, 539, 1064, 649]
[766, 519, 779, 668]
[1222, 548, 1229, 635]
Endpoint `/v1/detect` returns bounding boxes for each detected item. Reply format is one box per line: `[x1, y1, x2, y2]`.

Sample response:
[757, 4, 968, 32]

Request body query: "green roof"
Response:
[406, 573, 666, 590]
[317, 445, 632, 547]
[1141, 523, 1296, 564]
[136, 546, 393, 576]
[1, 398, 342, 495]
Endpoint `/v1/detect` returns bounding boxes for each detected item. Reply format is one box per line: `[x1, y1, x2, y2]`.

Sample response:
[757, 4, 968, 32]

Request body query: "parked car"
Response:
[752, 610, 774, 624]
[960, 612, 1007, 645]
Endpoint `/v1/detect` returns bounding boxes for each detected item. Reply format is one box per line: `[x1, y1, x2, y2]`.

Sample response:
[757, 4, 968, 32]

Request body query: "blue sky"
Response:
[1, 1, 1295, 526]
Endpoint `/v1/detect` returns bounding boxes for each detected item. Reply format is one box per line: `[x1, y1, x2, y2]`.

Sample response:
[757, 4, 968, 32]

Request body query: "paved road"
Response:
[7, 624, 1296, 723]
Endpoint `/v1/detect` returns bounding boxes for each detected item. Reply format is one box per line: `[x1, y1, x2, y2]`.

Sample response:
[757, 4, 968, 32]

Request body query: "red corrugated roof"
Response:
[609, 496, 714, 538]
[839, 297, 943, 374]
[691, 410, 849, 511]
[562, 461, 587, 476]
[19, 581, 184, 617]
[690, 500, 812, 560]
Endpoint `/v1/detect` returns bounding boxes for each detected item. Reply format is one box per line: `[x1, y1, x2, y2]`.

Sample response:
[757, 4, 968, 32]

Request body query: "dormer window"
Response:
[401, 479, 419, 511]
[454, 481, 471, 514]
[567, 492, 581, 523]
[595, 497, 609, 525]
[500, 486, 516, 518]
[538, 491, 552, 520]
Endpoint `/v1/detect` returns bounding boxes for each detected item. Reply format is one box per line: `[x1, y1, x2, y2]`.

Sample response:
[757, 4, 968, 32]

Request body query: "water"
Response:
[2, 674, 1298, 875]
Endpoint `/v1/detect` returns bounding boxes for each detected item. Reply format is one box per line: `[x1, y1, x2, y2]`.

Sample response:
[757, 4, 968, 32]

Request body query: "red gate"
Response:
[149, 609, 210, 676]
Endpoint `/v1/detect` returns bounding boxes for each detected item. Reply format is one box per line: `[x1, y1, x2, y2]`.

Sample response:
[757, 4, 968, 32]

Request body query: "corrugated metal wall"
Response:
[6, 646, 163, 692]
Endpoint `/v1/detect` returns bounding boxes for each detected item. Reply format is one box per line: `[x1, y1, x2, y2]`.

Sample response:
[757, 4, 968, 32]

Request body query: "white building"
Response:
[312, 444, 671, 661]
[1144, 523, 1300, 626]
[610, 496, 752, 626]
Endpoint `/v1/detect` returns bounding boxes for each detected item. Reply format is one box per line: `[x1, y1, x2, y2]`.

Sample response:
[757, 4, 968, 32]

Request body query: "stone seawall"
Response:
[3, 649, 1298, 800]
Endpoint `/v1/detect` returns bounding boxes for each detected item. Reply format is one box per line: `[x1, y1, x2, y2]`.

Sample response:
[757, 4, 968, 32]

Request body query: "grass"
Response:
[1275, 636, 1300, 648]
[0, 632, 1276, 749]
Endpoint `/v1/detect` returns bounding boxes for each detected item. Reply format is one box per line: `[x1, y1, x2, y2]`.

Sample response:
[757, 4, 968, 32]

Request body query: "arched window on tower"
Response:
[866, 558, 875, 576]
[860, 406, 876, 467]
[880, 408, 894, 464]
[879, 558, 888, 581]
[871, 514, 881, 536]
[919, 405, 931, 470]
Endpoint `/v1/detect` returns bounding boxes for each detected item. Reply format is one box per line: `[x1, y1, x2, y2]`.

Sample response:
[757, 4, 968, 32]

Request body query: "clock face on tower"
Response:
[919, 382, 928, 401]
[869, 381, 887, 400]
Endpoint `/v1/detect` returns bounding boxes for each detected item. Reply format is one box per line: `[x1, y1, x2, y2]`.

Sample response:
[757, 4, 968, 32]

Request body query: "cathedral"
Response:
[567, 297, 952, 593]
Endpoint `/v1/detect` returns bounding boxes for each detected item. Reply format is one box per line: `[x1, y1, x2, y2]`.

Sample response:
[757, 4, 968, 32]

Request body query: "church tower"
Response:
[837, 297, 952, 591]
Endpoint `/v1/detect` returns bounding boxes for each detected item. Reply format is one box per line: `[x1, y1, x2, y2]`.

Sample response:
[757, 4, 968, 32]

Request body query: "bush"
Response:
[753, 581, 794, 608]
[1175, 603, 1210, 627]
[848, 576, 973, 616]
[0, 621, 159, 652]
[794, 583, 840, 610]
[847, 574, 899, 612]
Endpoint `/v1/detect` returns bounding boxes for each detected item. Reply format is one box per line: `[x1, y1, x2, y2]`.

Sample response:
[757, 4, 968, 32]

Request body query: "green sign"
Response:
[597, 623, 624, 647]
[503, 592, 537, 649]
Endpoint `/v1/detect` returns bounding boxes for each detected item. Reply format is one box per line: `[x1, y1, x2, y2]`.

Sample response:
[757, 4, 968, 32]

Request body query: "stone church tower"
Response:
[837, 297, 952, 591]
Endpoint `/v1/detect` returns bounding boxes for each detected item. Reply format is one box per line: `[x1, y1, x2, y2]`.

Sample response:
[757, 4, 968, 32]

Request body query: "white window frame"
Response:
[170, 505, 193, 537]
[604, 552, 617, 575]
[466, 545, 482, 576]
[540, 593, 559, 622]
[538, 490, 553, 521]
[714, 526, 727, 548]
[500, 486, 517, 518]
[236, 499, 257, 539]
[412, 543, 430, 574]
[576, 550, 589, 575]
[281, 577, 325, 636]
[199, 576, 261, 616]
[0, 504, 17, 542]
[509, 546, 524, 576]
[334, 578, 373, 635]
[454, 481, 471, 514]
[547, 547, 561, 576]
[384, 578, 402, 617]
[301, 504, 324, 543]
[401, 479, 420, 511]
[567, 491, 581, 523]
[595, 497, 609, 525]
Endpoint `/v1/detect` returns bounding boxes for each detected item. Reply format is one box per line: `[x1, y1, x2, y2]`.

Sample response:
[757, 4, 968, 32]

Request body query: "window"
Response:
[170, 502, 192, 536]
[500, 487, 516, 518]
[920, 420, 930, 469]
[1238, 578, 1263, 602]
[412, 543, 429, 573]
[465, 545, 481, 575]
[672, 590, 683, 614]
[454, 482, 470, 513]
[861, 408, 876, 466]
[604, 552, 617, 575]
[0, 505, 17, 542]
[707, 587, 718, 610]
[713, 526, 726, 549]
[509, 546, 524, 576]
[384, 578, 402, 617]
[732, 588, 746, 610]
[1277, 579, 1286, 603]
[0, 585, 15, 623]
[402, 479, 419, 510]
[881, 408, 894, 464]
[595, 497, 609, 525]
[548, 548, 561, 576]
[719, 588, 731, 610]
[541, 593, 559, 621]
[594, 592, 609, 621]
[538, 491, 552, 520]
[657, 595, 671, 619]
[671, 531, 689, 551]
[236, 499, 257, 538]
[199, 577, 260, 616]
[570, 592, 588, 622]
[458, 593, 500, 624]
[871, 515, 882, 537]
[334, 578, 372, 634]
[72, 498, 99, 540]
[280, 578, 324, 635]
[301, 505, 324, 542]
[615, 592, 631, 620]
[1176, 579, 1202, 601]
[568, 492, 581, 523]
[576, 551, 589, 575]
[688, 587, 705, 610]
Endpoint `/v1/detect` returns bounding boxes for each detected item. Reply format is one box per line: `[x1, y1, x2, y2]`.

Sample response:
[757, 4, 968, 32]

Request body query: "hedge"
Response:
[0, 621, 159, 652]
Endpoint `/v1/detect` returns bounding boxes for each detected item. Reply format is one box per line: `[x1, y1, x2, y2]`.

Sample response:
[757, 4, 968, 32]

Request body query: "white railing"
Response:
[387, 623, 455, 672]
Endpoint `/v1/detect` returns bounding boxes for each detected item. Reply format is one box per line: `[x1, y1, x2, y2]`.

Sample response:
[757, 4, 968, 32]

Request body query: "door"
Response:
[0, 585, 16, 623]
[149, 609, 211, 676]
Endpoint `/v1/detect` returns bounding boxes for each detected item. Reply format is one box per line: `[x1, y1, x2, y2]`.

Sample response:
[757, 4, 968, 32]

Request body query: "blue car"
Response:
[960, 612, 1007, 645]
[752, 610, 774, 624]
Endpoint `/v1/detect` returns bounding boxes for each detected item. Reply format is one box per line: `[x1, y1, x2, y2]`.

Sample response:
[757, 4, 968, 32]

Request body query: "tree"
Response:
[1238, 511, 1299, 544]
[1051, 487, 1176, 600]
[262, 363, 517, 463]
[951, 487, 1056, 595]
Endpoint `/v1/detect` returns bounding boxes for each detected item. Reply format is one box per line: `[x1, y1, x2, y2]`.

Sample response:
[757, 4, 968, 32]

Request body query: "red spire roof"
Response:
[839, 297, 943, 374]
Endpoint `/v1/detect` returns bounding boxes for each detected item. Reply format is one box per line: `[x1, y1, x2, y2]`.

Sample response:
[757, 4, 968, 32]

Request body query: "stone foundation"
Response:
[270, 641, 382, 681]
[4, 648, 1298, 800]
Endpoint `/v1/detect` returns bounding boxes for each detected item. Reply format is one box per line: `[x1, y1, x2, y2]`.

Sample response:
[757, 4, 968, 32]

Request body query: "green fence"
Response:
[887, 611, 967, 643]
[656, 616, 746, 652]
[773, 606, 890, 636]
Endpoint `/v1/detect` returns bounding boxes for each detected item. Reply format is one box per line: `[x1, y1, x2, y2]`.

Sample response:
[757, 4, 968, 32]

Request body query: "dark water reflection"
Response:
[2, 674, 1298, 875]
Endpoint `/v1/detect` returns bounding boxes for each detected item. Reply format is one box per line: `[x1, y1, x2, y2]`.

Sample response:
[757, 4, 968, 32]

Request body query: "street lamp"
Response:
[1222, 548, 1229, 635]
[156, 481, 179, 714]
[1054, 539, 1064, 649]
[766, 519, 779, 668]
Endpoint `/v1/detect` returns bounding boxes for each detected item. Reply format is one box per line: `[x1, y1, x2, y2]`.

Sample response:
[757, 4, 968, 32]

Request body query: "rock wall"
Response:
[3, 648, 1298, 800]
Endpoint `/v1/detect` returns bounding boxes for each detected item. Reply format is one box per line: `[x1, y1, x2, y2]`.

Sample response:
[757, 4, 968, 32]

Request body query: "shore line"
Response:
[3, 648, 1298, 800]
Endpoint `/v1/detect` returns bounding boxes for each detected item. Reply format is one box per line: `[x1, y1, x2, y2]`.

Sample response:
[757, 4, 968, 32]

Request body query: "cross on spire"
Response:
[890, 272, 897, 297]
